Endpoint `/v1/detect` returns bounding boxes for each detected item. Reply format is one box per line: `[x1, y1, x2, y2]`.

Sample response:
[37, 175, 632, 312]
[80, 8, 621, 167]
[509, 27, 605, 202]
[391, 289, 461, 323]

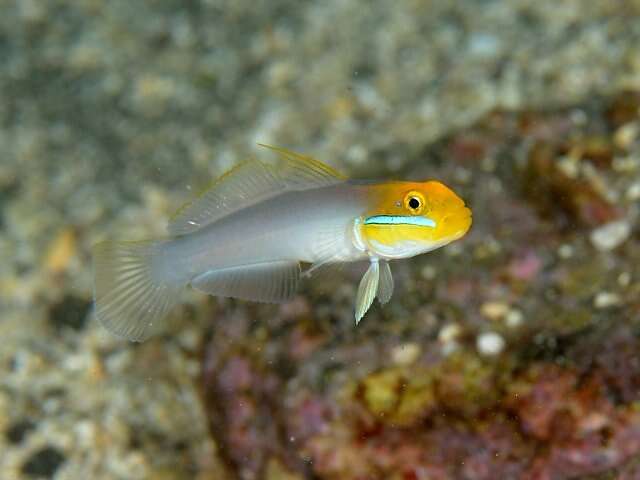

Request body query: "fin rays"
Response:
[191, 260, 301, 303]
[93, 241, 184, 342]
[169, 146, 345, 236]
[378, 261, 394, 304]
[169, 160, 283, 235]
[355, 259, 394, 324]
[355, 260, 379, 324]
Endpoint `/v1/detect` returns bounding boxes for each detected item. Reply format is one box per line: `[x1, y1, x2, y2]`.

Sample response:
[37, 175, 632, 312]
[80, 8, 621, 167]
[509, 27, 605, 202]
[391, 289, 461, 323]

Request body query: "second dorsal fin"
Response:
[168, 146, 346, 236]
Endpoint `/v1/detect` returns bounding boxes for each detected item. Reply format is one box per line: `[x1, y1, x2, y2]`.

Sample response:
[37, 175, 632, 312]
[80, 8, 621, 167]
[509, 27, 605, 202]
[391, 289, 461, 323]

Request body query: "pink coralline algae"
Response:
[303, 343, 640, 480]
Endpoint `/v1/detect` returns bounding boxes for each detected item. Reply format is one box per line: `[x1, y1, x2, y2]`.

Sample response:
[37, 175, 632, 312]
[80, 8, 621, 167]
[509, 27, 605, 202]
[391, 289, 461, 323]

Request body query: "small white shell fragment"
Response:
[626, 181, 640, 201]
[613, 122, 638, 150]
[476, 332, 506, 356]
[590, 220, 631, 252]
[438, 323, 462, 344]
[618, 272, 631, 287]
[391, 342, 421, 366]
[505, 309, 524, 328]
[594, 291, 622, 309]
[438, 323, 462, 355]
[558, 244, 574, 259]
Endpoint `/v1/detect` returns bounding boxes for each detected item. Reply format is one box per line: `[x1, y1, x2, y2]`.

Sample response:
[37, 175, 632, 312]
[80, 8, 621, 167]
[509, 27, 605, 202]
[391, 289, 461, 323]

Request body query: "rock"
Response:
[476, 332, 506, 356]
[590, 220, 631, 251]
[21, 446, 66, 478]
[5, 419, 36, 445]
[593, 291, 622, 309]
[391, 343, 421, 366]
[480, 302, 510, 321]
[48, 295, 92, 332]
[613, 122, 639, 150]
[43, 228, 77, 274]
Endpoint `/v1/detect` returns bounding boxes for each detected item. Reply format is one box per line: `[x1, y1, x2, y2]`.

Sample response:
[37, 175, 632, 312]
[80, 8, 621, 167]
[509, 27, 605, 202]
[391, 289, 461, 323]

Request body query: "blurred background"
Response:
[1, 1, 640, 479]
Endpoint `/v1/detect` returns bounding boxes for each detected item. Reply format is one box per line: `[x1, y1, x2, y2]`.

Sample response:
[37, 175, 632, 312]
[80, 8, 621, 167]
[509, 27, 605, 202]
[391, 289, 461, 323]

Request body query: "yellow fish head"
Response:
[359, 180, 472, 259]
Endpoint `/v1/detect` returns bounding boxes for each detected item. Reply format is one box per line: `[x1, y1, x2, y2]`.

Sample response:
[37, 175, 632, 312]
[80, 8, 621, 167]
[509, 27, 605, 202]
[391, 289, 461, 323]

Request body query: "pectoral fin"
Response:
[355, 260, 380, 324]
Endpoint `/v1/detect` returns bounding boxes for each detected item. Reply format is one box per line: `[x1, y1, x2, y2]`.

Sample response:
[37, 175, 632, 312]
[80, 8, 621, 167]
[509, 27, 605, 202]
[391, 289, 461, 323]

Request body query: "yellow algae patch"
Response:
[392, 373, 437, 426]
[360, 367, 438, 426]
[361, 369, 403, 416]
[357, 352, 508, 426]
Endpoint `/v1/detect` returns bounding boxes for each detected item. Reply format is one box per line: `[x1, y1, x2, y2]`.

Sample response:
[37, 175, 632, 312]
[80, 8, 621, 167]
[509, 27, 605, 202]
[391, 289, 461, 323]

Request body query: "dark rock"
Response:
[21, 446, 66, 478]
[48, 295, 92, 331]
[6, 419, 36, 444]
[606, 90, 640, 128]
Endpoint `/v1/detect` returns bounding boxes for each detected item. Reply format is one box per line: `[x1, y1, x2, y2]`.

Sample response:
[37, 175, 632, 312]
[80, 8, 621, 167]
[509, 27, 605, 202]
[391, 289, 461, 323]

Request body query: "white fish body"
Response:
[93, 145, 472, 341]
[158, 184, 370, 285]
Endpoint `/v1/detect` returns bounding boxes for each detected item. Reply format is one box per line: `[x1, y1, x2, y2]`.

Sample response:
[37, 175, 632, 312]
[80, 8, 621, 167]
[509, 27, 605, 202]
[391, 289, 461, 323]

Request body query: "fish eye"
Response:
[403, 191, 425, 214]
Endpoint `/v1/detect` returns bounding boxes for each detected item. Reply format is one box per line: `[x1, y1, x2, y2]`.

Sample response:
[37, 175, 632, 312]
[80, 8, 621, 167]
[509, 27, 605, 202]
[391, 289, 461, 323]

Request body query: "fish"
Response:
[93, 145, 472, 341]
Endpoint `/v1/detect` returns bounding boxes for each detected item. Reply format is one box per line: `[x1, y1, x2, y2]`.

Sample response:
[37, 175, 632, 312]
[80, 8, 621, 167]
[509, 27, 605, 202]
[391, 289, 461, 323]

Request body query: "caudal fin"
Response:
[93, 240, 183, 342]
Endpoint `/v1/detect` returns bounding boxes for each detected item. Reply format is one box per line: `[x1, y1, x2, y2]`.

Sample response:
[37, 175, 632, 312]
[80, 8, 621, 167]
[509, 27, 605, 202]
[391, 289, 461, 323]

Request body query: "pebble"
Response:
[476, 332, 506, 356]
[626, 181, 640, 201]
[590, 220, 631, 251]
[438, 324, 462, 344]
[612, 155, 639, 173]
[21, 446, 66, 478]
[618, 272, 631, 287]
[480, 301, 510, 321]
[594, 291, 622, 309]
[391, 343, 421, 366]
[558, 244, 575, 259]
[438, 324, 462, 355]
[44, 228, 77, 274]
[505, 309, 524, 328]
[613, 122, 638, 150]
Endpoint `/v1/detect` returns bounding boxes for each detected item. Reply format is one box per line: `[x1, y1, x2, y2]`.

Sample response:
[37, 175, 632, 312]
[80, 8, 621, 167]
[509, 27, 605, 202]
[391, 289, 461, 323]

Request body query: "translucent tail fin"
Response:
[93, 240, 183, 342]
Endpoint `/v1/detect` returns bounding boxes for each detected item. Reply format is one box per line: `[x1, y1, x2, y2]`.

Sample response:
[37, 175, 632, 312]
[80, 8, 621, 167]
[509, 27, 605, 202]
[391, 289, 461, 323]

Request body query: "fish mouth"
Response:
[438, 207, 472, 239]
[440, 207, 472, 225]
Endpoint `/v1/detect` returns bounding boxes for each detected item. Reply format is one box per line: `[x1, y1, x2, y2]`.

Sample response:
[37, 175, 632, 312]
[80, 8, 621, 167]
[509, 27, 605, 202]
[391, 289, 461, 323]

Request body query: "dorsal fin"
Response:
[168, 146, 346, 236]
[257, 144, 347, 187]
[168, 159, 283, 235]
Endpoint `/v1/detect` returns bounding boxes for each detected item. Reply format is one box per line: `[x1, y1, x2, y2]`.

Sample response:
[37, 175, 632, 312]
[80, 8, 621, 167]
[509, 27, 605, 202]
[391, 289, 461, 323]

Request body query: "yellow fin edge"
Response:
[168, 158, 257, 224]
[257, 143, 347, 181]
[169, 145, 346, 225]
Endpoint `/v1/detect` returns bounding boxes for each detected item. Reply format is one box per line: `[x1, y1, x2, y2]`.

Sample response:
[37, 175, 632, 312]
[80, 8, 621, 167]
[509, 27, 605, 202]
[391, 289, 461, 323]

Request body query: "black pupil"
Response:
[408, 197, 420, 209]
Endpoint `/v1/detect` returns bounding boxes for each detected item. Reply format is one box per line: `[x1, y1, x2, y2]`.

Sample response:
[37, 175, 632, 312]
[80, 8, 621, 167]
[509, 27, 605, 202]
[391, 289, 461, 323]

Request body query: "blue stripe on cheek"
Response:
[364, 215, 436, 228]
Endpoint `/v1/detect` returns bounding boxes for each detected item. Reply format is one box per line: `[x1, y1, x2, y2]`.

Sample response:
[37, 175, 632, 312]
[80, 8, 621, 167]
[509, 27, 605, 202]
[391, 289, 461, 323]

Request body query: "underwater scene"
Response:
[2, 1, 640, 479]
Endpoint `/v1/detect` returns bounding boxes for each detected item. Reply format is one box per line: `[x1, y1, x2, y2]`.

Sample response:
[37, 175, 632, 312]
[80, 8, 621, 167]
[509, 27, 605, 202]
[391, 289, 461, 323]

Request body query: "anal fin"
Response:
[191, 261, 300, 303]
